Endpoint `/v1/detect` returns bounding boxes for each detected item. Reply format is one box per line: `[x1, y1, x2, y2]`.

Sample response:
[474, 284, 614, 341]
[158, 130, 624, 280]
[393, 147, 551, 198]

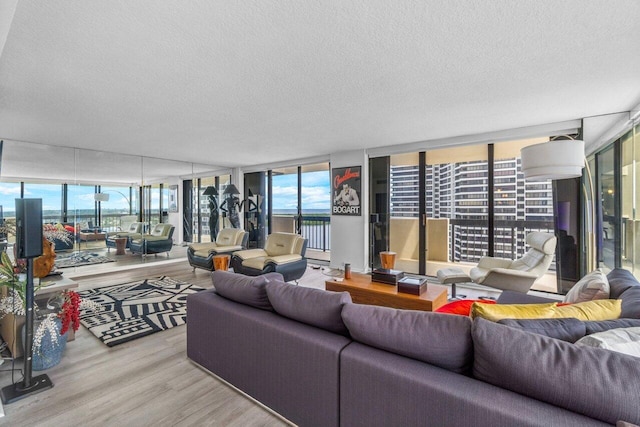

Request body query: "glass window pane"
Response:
[621, 130, 634, 274]
[493, 138, 556, 292]
[390, 153, 420, 273]
[426, 146, 489, 265]
[23, 183, 63, 223]
[598, 145, 616, 271]
[301, 163, 330, 253]
[271, 167, 298, 233]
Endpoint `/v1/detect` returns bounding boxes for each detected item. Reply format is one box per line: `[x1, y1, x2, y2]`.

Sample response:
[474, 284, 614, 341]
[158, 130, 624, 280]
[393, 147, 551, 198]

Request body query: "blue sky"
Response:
[272, 170, 330, 211]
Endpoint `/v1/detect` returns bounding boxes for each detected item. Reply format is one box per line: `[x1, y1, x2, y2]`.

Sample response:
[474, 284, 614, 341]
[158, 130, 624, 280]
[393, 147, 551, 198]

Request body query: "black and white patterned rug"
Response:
[55, 252, 115, 268]
[78, 276, 205, 347]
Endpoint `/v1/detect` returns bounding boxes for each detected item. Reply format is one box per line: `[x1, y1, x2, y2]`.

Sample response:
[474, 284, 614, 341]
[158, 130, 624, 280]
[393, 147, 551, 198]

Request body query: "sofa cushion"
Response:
[607, 268, 639, 299]
[215, 228, 243, 246]
[264, 232, 298, 256]
[342, 303, 473, 374]
[619, 286, 640, 319]
[212, 270, 275, 310]
[472, 318, 640, 425]
[266, 281, 351, 335]
[552, 299, 621, 321]
[470, 302, 557, 322]
[498, 318, 587, 343]
[584, 318, 640, 334]
[575, 327, 640, 358]
[563, 270, 610, 303]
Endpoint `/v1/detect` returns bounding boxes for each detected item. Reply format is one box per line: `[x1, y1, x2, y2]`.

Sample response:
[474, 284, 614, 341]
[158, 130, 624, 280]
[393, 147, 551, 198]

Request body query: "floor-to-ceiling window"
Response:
[598, 145, 617, 271]
[187, 175, 230, 244]
[97, 185, 135, 231]
[373, 137, 561, 292]
[244, 162, 331, 256]
[0, 182, 23, 245]
[271, 167, 299, 234]
[426, 144, 490, 273]
[301, 163, 331, 253]
[23, 183, 64, 224]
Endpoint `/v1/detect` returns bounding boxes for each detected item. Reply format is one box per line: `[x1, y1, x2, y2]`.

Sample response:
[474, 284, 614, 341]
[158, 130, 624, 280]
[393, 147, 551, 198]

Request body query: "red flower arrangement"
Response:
[59, 290, 81, 335]
[57, 290, 102, 335]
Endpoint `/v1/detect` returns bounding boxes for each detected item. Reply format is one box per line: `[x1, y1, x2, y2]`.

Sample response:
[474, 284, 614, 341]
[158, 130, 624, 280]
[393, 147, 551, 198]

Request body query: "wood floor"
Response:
[0, 261, 292, 427]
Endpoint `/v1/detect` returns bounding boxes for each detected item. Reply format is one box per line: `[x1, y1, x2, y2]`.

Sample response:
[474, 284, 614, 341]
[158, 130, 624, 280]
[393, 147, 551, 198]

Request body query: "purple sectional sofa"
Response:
[187, 270, 640, 427]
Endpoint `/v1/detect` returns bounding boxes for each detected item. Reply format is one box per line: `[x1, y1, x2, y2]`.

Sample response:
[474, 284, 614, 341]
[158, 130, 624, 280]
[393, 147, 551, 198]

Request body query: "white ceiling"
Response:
[1, 0, 640, 171]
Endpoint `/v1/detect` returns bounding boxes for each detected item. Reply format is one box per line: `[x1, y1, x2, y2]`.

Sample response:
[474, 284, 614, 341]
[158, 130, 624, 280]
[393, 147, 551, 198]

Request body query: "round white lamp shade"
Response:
[520, 139, 585, 181]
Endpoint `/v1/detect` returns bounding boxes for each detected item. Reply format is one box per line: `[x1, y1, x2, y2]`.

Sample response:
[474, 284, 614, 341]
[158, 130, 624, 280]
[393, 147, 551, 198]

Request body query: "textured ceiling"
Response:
[1, 0, 640, 171]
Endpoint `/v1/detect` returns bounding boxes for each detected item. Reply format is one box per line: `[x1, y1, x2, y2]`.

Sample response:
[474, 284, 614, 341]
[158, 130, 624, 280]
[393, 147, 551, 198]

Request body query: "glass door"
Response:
[424, 145, 489, 276]
[301, 163, 331, 254]
[598, 145, 618, 271]
[389, 152, 421, 274]
[270, 167, 299, 234]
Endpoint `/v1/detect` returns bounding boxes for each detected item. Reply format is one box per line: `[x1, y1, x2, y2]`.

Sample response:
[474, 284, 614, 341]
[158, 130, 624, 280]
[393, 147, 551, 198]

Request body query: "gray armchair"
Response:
[469, 232, 557, 293]
[129, 223, 175, 256]
[187, 228, 249, 271]
[231, 232, 307, 282]
[106, 222, 144, 250]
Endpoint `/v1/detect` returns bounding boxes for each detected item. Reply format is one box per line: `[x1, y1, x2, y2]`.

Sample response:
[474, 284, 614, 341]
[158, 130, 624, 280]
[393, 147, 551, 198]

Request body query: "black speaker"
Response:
[370, 213, 380, 224]
[15, 198, 43, 259]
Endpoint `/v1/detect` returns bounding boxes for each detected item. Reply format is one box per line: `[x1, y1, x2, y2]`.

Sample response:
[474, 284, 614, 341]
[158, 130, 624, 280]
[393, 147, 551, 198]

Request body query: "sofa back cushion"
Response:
[265, 281, 351, 335]
[128, 222, 144, 233]
[607, 268, 639, 298]
[341, 304, 473, 374]
[584, 318, 640, 334]
[607, 268, 640, 318]
[150, 223, 173, 238]
[497, 318, 587, 343]
[264, 232, 302, 256]
[215, 228, 245, 246]
[472, 318, 640, 425]
[212, 270, 280, 311]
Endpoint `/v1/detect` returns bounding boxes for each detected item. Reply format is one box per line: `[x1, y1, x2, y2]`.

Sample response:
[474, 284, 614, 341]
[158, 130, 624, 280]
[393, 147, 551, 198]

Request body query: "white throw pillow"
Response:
[575, 327, 640, 358]
[563, 270, 610, 303]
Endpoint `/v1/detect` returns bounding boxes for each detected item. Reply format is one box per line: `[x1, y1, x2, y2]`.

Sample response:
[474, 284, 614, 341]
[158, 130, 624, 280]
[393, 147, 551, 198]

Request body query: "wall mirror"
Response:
[0, 139, 218, 273]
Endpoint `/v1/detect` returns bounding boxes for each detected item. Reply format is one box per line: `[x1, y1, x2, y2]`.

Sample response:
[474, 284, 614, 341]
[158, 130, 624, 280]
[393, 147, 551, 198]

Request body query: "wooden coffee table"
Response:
[325, 272, 447, 312]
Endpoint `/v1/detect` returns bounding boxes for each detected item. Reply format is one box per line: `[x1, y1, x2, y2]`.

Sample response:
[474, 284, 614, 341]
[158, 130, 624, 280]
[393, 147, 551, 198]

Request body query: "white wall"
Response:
[329, 149, 369, 273]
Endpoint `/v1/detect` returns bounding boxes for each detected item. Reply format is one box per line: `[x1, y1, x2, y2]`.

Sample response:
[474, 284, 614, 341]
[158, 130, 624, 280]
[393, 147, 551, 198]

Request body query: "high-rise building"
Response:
[390, 157, 554, 263]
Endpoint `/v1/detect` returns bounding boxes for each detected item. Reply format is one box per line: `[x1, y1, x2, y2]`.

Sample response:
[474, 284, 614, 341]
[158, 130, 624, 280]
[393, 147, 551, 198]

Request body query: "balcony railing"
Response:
[300, 215, 331, 252]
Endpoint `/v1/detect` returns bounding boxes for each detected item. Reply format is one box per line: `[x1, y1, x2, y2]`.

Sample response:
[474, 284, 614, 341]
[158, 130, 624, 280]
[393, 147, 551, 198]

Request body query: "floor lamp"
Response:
[520, 138, 596, 272]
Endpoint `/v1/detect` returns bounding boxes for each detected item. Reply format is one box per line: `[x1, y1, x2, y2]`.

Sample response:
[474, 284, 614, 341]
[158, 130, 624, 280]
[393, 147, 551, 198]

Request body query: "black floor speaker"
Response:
[15, 198, 43, 259]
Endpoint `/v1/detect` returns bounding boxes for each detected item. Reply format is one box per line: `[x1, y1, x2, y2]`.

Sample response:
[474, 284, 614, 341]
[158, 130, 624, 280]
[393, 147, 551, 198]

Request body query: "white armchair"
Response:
[469, 232, 557, 293]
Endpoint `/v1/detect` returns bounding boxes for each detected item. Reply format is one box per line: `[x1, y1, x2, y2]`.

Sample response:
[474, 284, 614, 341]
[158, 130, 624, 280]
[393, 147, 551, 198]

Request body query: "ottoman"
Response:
[436, 267, 471, 300]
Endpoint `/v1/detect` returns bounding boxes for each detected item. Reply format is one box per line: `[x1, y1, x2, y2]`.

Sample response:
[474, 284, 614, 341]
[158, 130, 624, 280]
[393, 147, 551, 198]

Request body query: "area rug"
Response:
[78, 276, 205, 347]
[55, 252, 115, 269]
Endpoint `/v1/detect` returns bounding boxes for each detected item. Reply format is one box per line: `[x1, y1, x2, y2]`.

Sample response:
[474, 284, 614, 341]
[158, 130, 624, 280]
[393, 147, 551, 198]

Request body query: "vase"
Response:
[22, 317, 68, 371]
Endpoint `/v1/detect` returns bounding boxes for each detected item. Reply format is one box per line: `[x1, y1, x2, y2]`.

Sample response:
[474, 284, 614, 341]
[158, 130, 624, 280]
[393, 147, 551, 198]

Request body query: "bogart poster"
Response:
[332, 166, 361, 216]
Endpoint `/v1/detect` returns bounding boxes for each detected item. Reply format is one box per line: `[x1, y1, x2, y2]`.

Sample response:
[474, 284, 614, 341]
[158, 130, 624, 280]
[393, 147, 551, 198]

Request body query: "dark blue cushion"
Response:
[607, 268, 639, 299]
[584, 318, 640, 334]
[498, 318, 586, 343]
